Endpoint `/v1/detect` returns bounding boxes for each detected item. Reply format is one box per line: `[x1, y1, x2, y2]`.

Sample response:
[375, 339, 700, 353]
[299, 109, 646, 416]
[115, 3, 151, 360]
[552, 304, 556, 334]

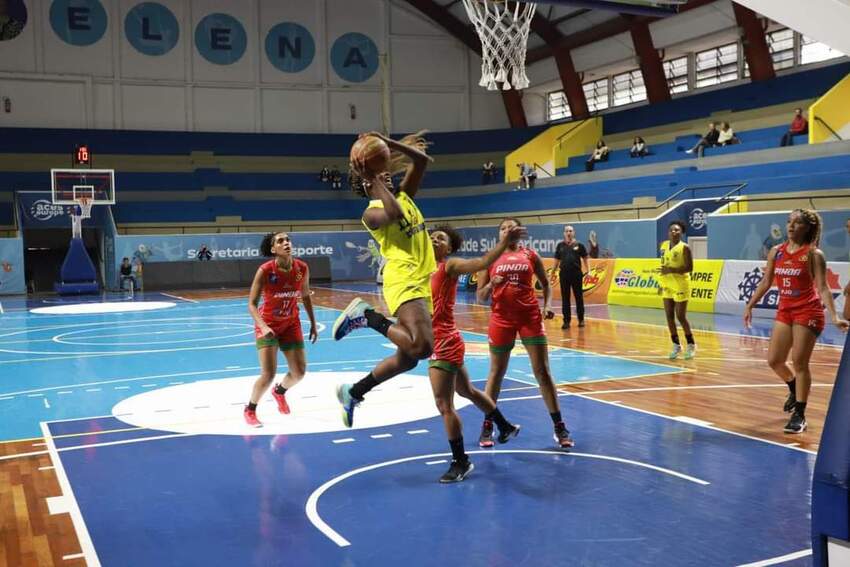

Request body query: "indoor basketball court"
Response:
[1, 0, 850, 566]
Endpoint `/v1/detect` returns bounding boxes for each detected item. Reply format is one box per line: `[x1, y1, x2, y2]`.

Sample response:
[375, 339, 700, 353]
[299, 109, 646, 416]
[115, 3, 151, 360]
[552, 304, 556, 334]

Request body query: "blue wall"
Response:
[0, 237, 26, 295]
[708, 209, 850, 261]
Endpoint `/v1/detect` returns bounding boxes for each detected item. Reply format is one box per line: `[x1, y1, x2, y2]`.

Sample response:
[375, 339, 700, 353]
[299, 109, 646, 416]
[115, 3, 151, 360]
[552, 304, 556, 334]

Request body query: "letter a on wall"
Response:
[331, 32, 378, 83]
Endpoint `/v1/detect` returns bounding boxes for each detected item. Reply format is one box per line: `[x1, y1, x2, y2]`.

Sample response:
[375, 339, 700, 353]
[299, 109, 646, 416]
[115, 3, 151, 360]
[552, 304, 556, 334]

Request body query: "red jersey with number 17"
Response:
[431, 261, 458, 338]
[259, 258, 307, 324]
[774, 242, 821, 311]
[488, 247, 540, 317]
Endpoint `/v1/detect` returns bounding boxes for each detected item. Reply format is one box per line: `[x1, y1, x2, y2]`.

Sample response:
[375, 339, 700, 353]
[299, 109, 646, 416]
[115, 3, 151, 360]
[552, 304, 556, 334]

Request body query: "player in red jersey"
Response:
[744, 209, 848, 433]
[476, 218, 574, 449]
[243, 232, 318, 427]
[428, 223, 524, 483]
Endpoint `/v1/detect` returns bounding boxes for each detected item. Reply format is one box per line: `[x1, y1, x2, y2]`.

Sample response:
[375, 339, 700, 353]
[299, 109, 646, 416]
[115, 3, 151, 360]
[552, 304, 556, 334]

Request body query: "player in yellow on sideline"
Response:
[332, 131, 436, 428]
[659, 220, 696, 360]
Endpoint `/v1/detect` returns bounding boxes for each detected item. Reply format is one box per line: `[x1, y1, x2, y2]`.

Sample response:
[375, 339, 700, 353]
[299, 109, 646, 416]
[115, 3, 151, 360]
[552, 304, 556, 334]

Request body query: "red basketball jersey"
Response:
[488, 247, 540, 317]
[431, 261, 458, 338]
[773, 242, 821, 311]
[259, 258, 307, 324]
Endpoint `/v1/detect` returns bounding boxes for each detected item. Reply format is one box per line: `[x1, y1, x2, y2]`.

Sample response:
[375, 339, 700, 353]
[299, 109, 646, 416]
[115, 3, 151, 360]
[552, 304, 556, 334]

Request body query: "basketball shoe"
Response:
[333, 298, 372, 340]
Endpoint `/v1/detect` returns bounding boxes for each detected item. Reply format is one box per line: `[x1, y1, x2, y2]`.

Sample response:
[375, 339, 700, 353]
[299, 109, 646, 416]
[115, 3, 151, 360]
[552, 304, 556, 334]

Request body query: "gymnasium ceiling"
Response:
[399, 0, 723, 65]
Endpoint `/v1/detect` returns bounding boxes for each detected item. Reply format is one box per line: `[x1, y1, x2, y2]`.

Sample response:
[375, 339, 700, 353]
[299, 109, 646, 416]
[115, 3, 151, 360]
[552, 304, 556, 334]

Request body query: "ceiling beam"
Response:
[628, 18, 671, 103]
[531, 14, 590, 118]
[399, 0, 529, 127]
[527, 0, 720, 65]
[732, 2, 775, 82]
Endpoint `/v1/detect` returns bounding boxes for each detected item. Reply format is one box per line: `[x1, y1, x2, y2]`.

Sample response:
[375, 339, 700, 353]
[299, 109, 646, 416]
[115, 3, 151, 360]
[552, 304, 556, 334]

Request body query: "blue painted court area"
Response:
[47, 395, 813, 567]
[0, 294, 816, 565]
[0, 298, 677, 441]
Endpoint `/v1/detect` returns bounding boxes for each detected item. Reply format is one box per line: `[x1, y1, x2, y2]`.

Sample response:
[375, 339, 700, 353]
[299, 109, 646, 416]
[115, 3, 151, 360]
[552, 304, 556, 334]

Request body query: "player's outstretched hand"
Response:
[833, 316, 850, 333]
[504, 226, 528, 243]
[492, 274, 505, 285]
[309, 324, 319, 343]
[543, 308, 555, 320]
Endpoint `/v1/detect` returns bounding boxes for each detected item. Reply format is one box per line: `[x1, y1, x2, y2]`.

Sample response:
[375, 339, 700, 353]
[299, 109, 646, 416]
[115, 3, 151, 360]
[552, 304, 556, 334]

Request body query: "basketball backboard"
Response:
[51, 169, 115, 205]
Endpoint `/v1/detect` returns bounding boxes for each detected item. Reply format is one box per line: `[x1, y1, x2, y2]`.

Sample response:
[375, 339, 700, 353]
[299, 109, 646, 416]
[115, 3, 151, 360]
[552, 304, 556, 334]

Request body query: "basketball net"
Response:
[71, 197, 92, 239]
[462, 0, 537, 91]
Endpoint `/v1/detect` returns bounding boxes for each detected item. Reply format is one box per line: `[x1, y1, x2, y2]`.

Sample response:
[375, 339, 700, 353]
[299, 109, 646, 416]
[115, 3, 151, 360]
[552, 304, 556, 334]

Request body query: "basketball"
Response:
[350, 135, 391, 177]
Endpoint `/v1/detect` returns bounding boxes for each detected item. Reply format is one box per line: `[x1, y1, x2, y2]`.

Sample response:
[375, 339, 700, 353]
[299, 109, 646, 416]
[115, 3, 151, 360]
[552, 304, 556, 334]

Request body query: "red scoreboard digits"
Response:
[74, 144, 91, 167]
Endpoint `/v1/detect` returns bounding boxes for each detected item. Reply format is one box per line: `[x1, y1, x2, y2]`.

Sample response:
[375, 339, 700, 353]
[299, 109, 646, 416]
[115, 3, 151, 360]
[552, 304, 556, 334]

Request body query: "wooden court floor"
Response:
[0, 286, 842, 566]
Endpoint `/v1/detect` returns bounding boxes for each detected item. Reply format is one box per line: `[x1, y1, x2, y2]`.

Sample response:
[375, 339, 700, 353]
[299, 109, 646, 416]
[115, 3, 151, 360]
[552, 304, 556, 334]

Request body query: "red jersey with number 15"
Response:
[773, 242, 821, 311]
[259, 258, 307, 324]
[488, 247, 540, 317]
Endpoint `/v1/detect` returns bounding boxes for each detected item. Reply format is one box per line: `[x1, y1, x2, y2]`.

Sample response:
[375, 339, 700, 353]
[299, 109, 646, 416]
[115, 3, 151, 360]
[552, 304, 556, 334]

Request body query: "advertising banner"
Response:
[716, 259, 847, 318]
[541, 258, 614, 304]
[607, 259, 723, 313]
[17, 192, 109, 229]
[0, 237, 26, 295]
[114, 230, 385, 283]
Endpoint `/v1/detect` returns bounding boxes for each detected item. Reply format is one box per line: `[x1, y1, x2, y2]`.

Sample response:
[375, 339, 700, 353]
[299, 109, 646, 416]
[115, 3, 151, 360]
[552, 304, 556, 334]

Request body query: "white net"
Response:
[462, 0, 537, 91]
[71, 197, 92, 239]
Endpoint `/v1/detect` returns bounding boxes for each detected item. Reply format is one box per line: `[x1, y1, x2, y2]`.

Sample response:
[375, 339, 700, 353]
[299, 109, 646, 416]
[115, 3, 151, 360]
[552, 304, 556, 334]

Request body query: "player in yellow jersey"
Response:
[659, 220, 696, 360]
[332, 131, 436, 427]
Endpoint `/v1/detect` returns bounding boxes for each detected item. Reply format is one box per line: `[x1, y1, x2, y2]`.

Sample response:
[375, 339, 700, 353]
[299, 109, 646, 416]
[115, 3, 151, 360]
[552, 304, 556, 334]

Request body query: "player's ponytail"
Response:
[388, 130, 431, 176]
[260, 233, 275, 257]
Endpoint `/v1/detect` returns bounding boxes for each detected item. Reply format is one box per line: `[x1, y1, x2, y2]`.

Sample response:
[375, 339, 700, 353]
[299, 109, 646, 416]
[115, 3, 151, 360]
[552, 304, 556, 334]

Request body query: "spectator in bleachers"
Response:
[588, 230, 599, 259]
[585, 140, 609, 171]
[685, 122, 720, 157]
[516, 162, 536, 190]
[780, 108, 809, 147]
[717, 122, 740, 146]
[629, 136, 649, 158]
[481, 160, 497, 185]
[330, 166, 343, 189]
[319, 166, 331, 184]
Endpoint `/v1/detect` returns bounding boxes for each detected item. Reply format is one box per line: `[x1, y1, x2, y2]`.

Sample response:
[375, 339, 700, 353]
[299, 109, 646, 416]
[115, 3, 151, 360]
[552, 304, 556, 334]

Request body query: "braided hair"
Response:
[791, 208, 822, 246]
[348, 131, 431, 198]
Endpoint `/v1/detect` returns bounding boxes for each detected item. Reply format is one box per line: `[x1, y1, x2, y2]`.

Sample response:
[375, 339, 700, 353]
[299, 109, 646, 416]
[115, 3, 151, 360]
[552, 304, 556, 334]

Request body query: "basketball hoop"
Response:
[462, 0, 537, 91]
[76, 196, 93, 220]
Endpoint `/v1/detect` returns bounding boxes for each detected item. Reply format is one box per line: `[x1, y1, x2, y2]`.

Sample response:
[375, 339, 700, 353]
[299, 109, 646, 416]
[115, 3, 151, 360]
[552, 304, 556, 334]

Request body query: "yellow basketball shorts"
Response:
[383, 278, 433, 316]
[660, 284, 690, 303]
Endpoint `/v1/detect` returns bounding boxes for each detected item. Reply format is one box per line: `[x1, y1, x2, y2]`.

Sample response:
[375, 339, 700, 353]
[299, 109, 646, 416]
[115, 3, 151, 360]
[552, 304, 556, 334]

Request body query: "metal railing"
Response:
[716, 191, 850, 214]
[814, 116, 844, 141]
[533, 162, 554, 178]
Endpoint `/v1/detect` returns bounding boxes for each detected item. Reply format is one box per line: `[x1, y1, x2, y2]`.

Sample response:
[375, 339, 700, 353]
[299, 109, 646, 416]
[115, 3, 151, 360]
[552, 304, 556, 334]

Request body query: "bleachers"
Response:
[1, 61, 849, 230]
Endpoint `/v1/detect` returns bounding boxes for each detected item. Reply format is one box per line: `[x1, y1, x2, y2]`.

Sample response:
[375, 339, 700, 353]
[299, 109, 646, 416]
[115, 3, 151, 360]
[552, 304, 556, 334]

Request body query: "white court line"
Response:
[38, 465, 54, 471]
[577, 395, 818, 456]
[576, 383, 833, 397]
[39, 421, 102, 567]
[370, 434, 392, 439]
[0, 360, 382, 399]
[305, 449, 709, 547]
[425, 460, 448, 466]
[333, 438, 355, 444]
[735, 548, 812, 567]
[160, 292, 199, 304]
[407, 429, 429, 435]
[62, 553, 85, 561]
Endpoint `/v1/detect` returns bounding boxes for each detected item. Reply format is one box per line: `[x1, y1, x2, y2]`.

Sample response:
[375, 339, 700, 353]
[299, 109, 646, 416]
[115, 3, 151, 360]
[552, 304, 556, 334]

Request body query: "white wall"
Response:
[0, 0, 510, 133]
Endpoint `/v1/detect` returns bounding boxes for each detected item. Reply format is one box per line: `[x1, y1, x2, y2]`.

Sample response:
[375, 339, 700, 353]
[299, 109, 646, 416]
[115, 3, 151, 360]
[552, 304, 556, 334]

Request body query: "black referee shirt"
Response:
[554, 241, 587, 275]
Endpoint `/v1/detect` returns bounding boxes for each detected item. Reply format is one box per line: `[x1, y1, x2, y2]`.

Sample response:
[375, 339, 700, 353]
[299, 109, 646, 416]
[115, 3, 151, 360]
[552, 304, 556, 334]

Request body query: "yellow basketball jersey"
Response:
[363, 191, 436, 287]
[659, 240, 690, 290]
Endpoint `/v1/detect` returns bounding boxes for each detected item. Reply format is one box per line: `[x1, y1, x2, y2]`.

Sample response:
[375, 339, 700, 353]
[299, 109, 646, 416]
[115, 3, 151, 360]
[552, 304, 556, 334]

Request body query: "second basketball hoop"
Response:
[462, 0, 537, 91]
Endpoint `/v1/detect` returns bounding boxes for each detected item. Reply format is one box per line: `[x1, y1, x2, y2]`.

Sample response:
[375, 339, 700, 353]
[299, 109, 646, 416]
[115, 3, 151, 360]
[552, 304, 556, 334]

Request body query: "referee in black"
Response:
[554, 225, 589, 329]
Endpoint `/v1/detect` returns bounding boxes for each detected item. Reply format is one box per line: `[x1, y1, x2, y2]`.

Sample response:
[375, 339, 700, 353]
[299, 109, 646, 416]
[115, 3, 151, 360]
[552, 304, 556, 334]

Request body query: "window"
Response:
[767, 28, 795, 70]
[583, 78, 609, 112]
[612, 69, 647, 107]
[801, 35, 845, 65]
[663, 56, 689, 94]
[695, 43, 739, 88]
[546, 90, 571, 122]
